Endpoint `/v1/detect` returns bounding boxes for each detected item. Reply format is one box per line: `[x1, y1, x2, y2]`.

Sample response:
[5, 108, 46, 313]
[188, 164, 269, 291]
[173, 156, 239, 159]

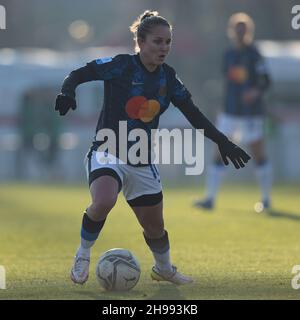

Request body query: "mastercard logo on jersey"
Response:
[125, 96, 160, 123]
[228, 66, 248, 84]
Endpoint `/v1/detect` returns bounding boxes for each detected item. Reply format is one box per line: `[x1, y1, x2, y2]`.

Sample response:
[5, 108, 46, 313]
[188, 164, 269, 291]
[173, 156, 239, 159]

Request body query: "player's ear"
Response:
[137, 37, 145, 50]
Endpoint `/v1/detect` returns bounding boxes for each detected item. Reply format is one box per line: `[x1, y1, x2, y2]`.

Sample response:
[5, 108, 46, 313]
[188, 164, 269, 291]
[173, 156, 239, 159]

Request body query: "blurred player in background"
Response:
[194, 13, 272, 211]
[55, 10, 250, 286]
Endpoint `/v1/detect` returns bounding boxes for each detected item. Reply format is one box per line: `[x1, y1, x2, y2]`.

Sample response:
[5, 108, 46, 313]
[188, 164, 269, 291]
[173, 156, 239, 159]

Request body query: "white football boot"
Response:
[70, 254, 90, 284]
[151, 265, 193, 285]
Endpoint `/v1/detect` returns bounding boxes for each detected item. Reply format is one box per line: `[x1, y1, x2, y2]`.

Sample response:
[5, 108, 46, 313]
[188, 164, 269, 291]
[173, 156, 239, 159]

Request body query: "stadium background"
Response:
[0, 0, 300, 300]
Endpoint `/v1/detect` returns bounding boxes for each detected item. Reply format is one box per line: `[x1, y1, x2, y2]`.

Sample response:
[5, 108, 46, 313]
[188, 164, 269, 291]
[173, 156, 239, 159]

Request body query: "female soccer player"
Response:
[55, 10, 250, 285]
[194, 13, 271, 211]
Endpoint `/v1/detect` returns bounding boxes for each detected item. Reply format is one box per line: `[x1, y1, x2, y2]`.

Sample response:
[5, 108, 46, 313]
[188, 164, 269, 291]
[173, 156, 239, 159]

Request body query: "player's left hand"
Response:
[218, 139, 251, 169]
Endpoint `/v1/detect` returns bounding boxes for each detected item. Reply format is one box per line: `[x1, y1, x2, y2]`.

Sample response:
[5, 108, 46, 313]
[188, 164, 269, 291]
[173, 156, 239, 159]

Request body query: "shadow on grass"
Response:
[221, 207, 300, 223]
[145, 283, 186, 300]
[69, 276, 298, 300]
[264, 209, 300, 222]
[75, 283, 186, 300]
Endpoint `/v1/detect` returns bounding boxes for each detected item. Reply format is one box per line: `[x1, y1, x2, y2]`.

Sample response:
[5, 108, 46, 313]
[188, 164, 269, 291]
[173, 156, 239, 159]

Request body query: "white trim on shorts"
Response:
[84, 150, 162, 201]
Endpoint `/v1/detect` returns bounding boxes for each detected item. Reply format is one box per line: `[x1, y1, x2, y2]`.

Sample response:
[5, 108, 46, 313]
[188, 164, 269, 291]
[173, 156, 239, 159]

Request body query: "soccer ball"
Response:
[95, 248, 141, 291]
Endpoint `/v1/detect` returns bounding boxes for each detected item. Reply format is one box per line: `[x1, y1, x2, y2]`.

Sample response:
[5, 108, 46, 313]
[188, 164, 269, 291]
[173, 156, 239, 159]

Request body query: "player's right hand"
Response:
[55, 93, 77, 116]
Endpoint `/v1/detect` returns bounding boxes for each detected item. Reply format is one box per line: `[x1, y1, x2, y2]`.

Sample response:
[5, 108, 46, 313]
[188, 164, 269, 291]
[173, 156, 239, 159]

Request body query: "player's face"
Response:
[234, 22, 247, 45]
[138, 25, 172, 67]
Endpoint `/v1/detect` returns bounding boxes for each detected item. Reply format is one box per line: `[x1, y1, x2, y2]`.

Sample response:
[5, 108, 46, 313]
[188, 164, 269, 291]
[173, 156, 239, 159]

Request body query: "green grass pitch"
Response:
[0, 183, 299, 300]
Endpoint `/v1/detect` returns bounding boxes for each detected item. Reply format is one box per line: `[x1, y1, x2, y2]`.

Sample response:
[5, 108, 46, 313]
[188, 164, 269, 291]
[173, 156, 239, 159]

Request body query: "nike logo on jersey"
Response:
[132, 81, 144, 85]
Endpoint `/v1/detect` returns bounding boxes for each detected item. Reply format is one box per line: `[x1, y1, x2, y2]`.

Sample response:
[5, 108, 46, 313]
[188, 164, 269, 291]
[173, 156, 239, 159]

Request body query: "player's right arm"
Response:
[55, 55, 129, 116]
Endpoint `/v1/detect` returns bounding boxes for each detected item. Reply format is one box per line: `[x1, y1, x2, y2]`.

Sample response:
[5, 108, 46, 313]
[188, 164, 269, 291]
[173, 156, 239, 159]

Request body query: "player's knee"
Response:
[90, 195, 117, 218]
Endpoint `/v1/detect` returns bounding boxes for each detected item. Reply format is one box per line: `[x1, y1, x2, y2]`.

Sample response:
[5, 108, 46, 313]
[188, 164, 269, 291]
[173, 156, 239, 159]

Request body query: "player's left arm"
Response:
[176, 98, 251, 169]
[170, 72, 251, 169]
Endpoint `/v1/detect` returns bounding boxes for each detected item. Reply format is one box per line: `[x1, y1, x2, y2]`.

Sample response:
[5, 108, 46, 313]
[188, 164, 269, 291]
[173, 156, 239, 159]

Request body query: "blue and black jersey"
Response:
[61, 53, 228, 165]
[223, 44, 270, 116]
[86, 54, 191, 145]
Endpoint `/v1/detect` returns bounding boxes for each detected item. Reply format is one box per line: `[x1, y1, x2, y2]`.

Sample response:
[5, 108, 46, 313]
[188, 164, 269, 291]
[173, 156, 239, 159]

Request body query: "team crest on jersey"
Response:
[96, 57, 112, 64]
[125, 96, 160, 123]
